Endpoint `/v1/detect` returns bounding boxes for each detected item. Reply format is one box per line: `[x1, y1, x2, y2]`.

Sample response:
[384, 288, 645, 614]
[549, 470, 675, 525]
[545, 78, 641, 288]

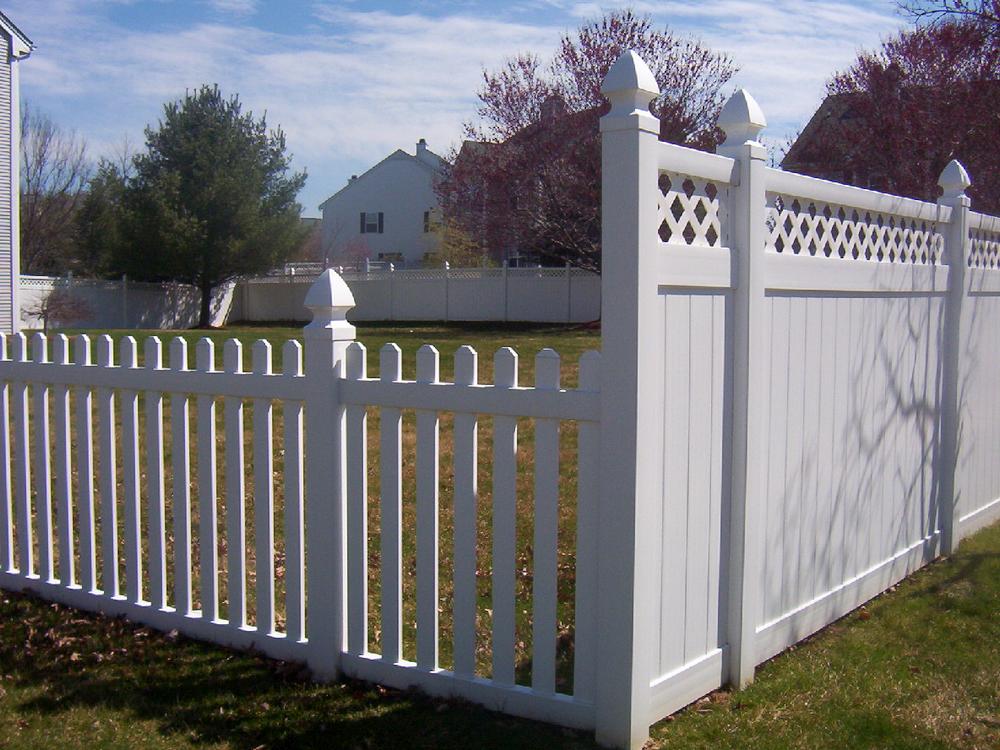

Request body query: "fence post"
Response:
[502, 260, 509, 322]
[594, 50, 661, 750]
[121, 274, 129, 327]
[938, 159, 972, 555]
[303, 269, 356, 679]
[565, 262, 572, 322]
[443, 261, 450, 322]
[716, 89, 769, 688]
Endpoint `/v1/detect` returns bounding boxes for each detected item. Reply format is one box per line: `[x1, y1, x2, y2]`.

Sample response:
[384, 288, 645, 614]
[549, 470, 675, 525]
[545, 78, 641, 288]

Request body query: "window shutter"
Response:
[360, 212, 366, 234]
[378, 212, 384, 234]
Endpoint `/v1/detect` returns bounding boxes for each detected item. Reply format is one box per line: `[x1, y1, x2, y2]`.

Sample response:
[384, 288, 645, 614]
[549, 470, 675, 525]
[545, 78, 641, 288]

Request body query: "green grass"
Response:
[0, 520, 996, 749]
[2, 323, 997, 749]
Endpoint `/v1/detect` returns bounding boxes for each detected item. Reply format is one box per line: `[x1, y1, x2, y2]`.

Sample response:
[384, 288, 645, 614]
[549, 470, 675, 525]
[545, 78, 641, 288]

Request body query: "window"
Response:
[423, 211, 430, 233]
[360, 211, 383, 234]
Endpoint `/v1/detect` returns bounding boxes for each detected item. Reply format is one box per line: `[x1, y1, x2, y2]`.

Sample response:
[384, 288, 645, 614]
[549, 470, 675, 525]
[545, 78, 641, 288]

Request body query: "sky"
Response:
[6, 0, 910, 217]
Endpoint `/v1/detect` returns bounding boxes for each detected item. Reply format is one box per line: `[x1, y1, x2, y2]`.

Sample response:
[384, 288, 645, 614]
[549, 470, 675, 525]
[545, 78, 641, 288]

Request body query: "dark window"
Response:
[423, 211, 430, 233]
[361, 211, 383, 234]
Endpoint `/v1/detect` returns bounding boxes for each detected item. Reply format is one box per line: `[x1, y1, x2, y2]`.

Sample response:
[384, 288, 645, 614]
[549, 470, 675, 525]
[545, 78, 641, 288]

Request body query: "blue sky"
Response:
[7, 1, 908, 216]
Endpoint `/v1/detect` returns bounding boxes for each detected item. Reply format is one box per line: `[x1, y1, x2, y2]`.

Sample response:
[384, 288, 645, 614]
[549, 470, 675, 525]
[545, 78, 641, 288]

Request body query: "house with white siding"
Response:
[0, 12, 31, 333]
[319, 139, 446, 268]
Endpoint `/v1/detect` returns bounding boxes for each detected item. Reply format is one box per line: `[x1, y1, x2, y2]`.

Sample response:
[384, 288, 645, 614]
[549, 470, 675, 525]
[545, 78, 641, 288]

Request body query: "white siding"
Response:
[321, 150, 441, 267]
[0, 38, 12, 332]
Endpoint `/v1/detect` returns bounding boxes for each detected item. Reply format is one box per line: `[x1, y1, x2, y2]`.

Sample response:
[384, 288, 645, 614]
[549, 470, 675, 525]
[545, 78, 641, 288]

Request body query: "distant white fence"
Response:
[230, 266, 601, 323]
[19, 276, 233, 330]
[0, 51, 999, 750]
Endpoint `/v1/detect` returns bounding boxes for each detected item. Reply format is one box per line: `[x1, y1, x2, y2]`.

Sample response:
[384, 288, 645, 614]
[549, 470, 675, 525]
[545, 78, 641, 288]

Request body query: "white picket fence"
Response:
[1, 51, 1000, 750]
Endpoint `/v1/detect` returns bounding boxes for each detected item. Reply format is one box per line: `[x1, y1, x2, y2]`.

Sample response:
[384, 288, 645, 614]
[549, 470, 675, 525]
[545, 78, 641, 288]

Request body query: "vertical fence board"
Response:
[252, 341, 276, 635]
[574, 351, 600, 703]
[74, 336, 97, 592]
[532, 349, 560, 693]
[31, 333, 54, 583]
[224, 340, 246, 628]
[452, 345, 478, 677]
[145, 337, 167, 609]
[379, 344, 403, 663]
[685, 299, 712, 662]
[0, 335, 11, 573]
[11, 334, 32, 578]
[415, 345, 440, 670]
[120, 337, 142, 603]
[196, 339, 220, 621]
[492, 347, 518, 686]
[346, 342, 368, 654]
[282, 341, 305, 642]
[53, 335, 74, 588]
[97, 336, 118, 597]
[171, 338, 192, 615]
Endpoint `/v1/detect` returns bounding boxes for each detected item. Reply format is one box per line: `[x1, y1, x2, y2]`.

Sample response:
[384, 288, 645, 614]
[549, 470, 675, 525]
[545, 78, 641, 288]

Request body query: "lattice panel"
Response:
[765, 193, 943, 264]
[969, 226, 1000, 268]
[657, 173, 726, 248]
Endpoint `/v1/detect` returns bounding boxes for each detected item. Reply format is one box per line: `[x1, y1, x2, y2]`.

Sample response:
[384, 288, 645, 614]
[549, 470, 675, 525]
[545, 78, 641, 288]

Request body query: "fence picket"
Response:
[532, 349, 560, 694]
[252, 341, 275, 635]
[345, 342, 368, 654]
[120, 337, 142, 603]
[144, 337, 167, 609]
[97, 336, 118, 597]
[416, 345, 440, 670]
[31, 333, 54, 583]
[492, 347, 518, 686]
[0, 334, 12, 573]
[452, 345, 478, 677]
[11, 334, 31, 578]
[74, 336, 97, 593]
[573, 351, 600, 703]
[197, 339, 219, 621]
[224, 339, 246, 627]
[379, 344, 403, 663]
[282, 340, 305, 642]
[53, 335, 75, 588]
[170, 338, 192, 615]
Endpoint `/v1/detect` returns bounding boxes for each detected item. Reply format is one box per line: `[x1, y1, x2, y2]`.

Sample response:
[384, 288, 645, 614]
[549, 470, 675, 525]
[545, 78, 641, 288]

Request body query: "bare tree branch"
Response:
[20, 103, 91, 274]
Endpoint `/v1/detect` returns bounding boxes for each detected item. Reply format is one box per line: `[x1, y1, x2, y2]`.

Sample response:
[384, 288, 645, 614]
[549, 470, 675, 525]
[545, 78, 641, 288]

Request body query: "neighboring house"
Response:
[0, 12, 31, 333]
[781, 93, 884, 188]
[319, 139, 446, 268]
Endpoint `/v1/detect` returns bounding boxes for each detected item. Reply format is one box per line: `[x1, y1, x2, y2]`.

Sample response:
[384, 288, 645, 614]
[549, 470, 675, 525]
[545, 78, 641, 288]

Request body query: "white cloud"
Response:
[204, 0, 259, 16]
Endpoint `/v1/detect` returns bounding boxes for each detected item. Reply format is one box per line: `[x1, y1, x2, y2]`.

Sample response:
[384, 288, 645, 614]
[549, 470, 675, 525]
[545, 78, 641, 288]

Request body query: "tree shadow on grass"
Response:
[0, 590, 596, 750]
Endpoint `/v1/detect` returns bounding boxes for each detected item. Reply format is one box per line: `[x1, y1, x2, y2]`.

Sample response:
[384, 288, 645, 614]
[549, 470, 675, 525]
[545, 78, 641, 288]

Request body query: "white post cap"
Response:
[938, 159, 972, 203]
[717, 89, 766, 152]
[600, 50, 660, 131]
[304, 269, 356, 338]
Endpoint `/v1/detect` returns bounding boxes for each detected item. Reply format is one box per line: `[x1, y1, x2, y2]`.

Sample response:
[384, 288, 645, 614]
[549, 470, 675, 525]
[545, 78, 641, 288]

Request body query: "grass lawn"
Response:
[1, 323, 997, 748]
[0, 518, 995, 749]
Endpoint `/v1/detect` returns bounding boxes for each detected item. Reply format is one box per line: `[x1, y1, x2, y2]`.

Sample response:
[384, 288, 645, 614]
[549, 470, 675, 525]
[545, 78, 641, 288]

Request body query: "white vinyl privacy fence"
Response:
[231, 265, 601, 323]
[0, 51, 999, 749]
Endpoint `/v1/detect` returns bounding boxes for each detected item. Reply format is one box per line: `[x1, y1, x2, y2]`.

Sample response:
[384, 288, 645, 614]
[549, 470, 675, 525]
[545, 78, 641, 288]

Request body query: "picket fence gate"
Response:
[2, 51, 1000, 749]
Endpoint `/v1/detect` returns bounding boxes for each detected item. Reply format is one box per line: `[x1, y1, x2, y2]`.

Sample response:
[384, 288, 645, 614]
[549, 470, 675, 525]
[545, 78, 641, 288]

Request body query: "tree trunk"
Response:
[199, 281, 214, 328]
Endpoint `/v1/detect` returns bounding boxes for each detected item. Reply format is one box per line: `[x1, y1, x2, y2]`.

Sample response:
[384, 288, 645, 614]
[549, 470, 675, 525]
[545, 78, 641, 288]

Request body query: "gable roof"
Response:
[319, 142, 447, 210]
[0, 11, 32, 59]
[781, 93, 858, 173]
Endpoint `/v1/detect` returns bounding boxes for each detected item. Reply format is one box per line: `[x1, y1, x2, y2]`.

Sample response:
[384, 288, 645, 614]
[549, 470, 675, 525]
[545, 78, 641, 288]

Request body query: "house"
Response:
[0, 12, 31, 333]
[780, 93, 885, 188]
[319, 139, 446, 268]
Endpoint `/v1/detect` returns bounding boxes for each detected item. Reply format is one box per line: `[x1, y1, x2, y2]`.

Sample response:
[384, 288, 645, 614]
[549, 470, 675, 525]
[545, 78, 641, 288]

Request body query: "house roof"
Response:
[0, 11, 33, 59]
[781, 93, 858, 172]
[318, 142, 447, 211]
